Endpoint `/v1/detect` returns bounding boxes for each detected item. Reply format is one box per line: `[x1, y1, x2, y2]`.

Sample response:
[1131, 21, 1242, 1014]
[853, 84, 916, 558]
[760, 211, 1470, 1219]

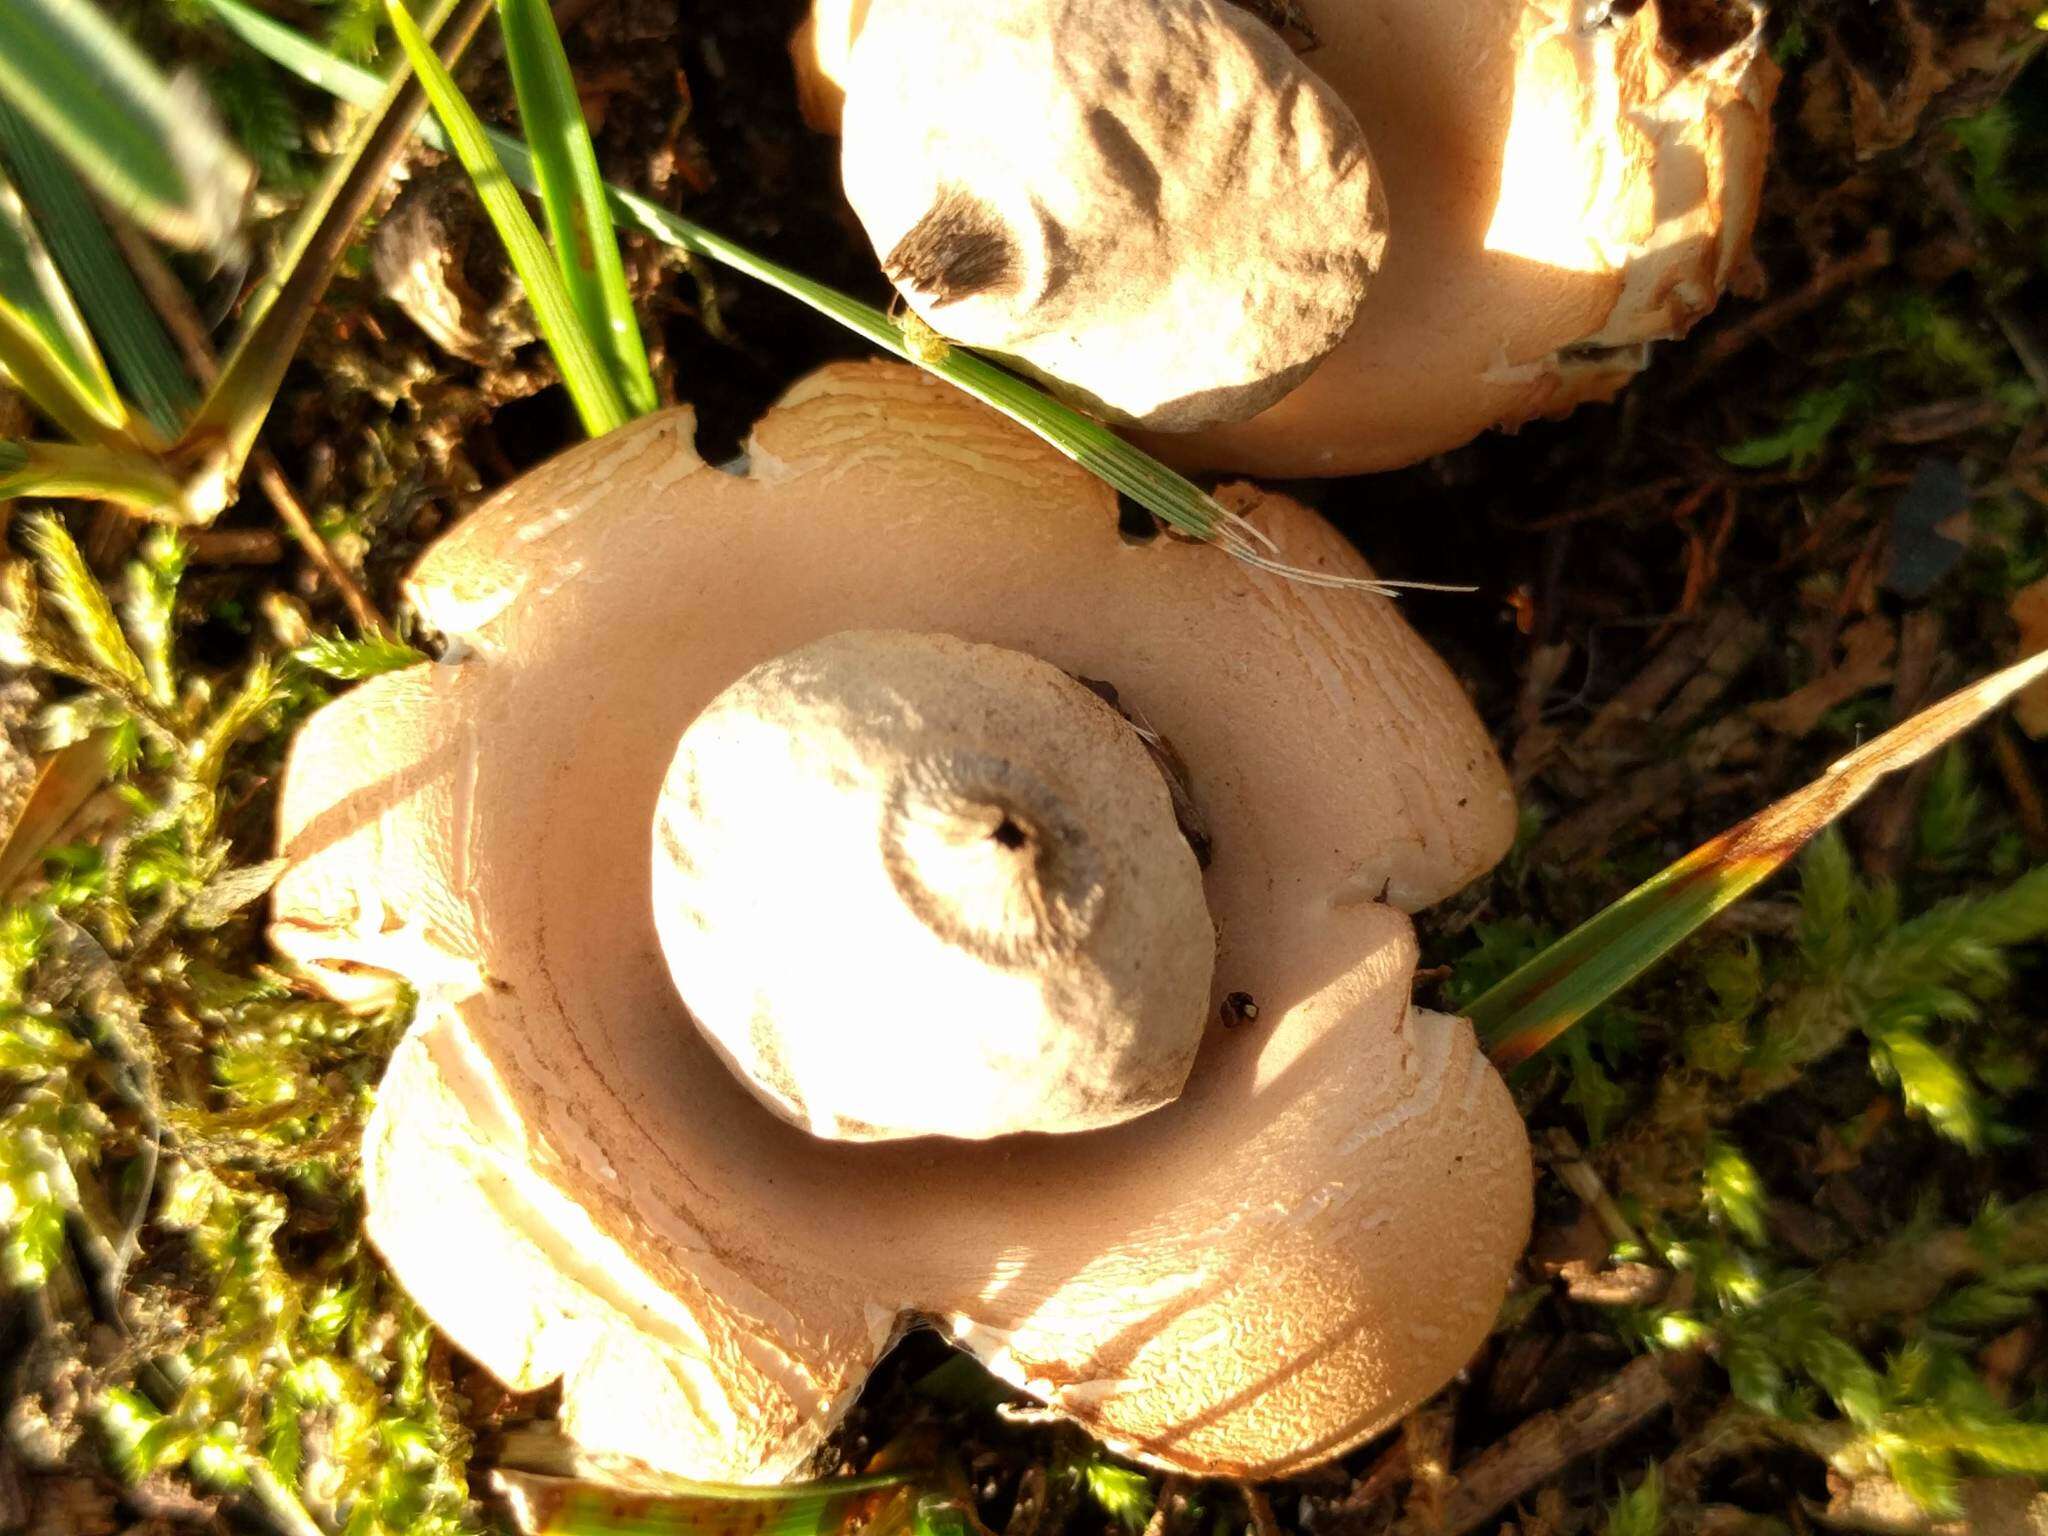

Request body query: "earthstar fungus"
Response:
[271, 361, 1532, 1482]
[1154, 0, 1781, 475]
[798, 0, 1387, 432]
[798, 0, 1778, 474]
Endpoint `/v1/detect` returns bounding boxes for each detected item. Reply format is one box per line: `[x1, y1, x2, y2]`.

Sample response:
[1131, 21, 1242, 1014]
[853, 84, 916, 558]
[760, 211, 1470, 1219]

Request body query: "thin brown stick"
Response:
[1138, 1476, 1185, 1536]
[1991, 722, 2048, 857]
[1240, 1484, 1282, 1536]
[1319, 1433, 1415, 1534]
[1509, 477, 1691, 534]
[184, 528, 285, 565]
[1680, 228, 1894, 387]
[109, 222, 219, 386]
[253, 456, 386, 636]
[1389, 1355, 1678, 1536]
[114, 209, 390, 634]
[1542, 1128, 1645, 1251]
[1922, 159, 2048, 400]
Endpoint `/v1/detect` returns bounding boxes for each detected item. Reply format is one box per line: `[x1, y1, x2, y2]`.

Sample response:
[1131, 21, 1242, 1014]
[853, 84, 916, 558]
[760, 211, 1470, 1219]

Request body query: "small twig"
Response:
[1875, 395, 2013, 445]
[1003, 1464, 1048, 1536]
[116, 199, 390, 634]
[1319, 1433, 1414, 1534]
[252, 456, 388, 636]
[1658, 1404, 1775, 1501]
[1509, 477, 1690, 534]
[1679, 228, 1893, 388]
[1388, 1355, 1680, 1536]
[1543, 1128, 1648, 1254]
[1991, 721, 2048, 857]
[101, 1122, 160, 1305]
[1921, 158, 2048, 400]
[1578, 603, 1749, 753]
[1139, 1476, 1185, 1536]
[184, 527, 285, 565]
[1241, 1483, 1282, 1536]
[109, 222, 220, 387]
[1559, 1261, 1671, 1308]
[1396, 1406, 1456, 1530]
[1858, 609, 1952, 878]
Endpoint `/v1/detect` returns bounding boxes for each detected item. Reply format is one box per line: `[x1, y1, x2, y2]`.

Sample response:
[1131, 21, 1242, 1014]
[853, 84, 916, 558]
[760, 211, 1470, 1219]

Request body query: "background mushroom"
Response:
[799, 0, 1777, 476]
[1153, 0, 1779, 475]
[270, 361, 1530, 1483]
[796, 0, 1387, 431]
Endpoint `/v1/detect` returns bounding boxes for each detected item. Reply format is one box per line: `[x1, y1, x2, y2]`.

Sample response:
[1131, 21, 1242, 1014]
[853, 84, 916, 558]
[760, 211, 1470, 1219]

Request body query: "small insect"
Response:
[1221, 991, 1261, 1028]
[895, 307, 953, 367]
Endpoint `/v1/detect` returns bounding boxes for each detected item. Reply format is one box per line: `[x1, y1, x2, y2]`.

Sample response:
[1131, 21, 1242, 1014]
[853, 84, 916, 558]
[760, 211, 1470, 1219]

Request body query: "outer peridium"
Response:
[1147, 0, 1779, 475]
[270, 362, 1531, 1483]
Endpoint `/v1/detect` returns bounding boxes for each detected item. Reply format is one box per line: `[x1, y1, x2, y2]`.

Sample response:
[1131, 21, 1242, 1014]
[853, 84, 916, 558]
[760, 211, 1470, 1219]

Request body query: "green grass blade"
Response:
[205, 2, 390, 111]
[493, 1470, 921, 1536]
[911, 1497, 974, 1536]
[596, 189, 1357, 583]
[0, 158, 130, 446]
[0, 0, 253, 254]
[382, 0, 627, 438]
[1474, 646, 2048, 1070]
[224, 0, 451, 344]
[195, 0, 1419, 589]
[0, 98, 198, 442]
[187, 0, 488, 508]
[496, 0, 656, 416]
[0, 439, 198, 518]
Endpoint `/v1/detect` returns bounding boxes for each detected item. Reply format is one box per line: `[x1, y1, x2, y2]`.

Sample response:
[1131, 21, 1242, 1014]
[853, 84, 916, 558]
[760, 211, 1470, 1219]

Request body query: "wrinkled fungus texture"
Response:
[797, 0, 1775, 472]
[654, 629, 1215, 1142]
[272, 362, 1531, 1483]
[837, 0, 1387, 430]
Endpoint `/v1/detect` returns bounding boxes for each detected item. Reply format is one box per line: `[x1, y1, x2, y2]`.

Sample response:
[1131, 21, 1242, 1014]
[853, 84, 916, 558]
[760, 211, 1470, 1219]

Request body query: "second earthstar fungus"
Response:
[798, 0, 1779, 476]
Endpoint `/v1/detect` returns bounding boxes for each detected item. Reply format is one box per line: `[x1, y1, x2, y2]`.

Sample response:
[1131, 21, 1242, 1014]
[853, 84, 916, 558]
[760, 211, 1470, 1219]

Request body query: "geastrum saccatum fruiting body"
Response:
[271, 360, 1533, 1483]
[798, 0, 1777, 474]
[795, 0, 1388, 432]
